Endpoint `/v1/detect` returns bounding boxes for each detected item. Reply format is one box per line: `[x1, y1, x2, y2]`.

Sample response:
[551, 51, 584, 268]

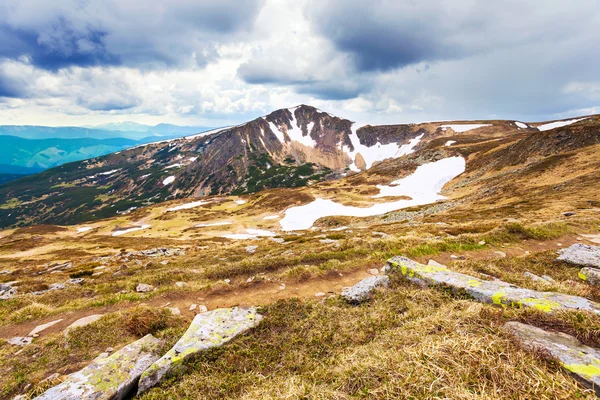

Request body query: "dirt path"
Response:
[0, 233, 593, 340]
[0, 268, 372, 339]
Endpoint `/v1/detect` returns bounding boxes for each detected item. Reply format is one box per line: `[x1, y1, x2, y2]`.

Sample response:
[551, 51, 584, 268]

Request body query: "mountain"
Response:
[0, 123, 214, 141]
[0, 105, 596, 229]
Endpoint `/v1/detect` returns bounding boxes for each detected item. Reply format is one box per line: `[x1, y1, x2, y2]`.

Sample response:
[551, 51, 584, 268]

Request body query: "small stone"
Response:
[563, 212, 576, 217]
[246, 276, 254, 283]
[105, 347, 114, 353]
[7, 337, 32, 346]
[319, 239, 336, 244]
[278, 284, 286, 291]
[315, 292, 326, 297]
[167, 307, 180, 315]
[494, 251, 507, 258]
[478, 240, 486, 246]
[136, 283, 154, 293]
[541, 275, 555, 283]
[557, 243, 563, 247]
[189, 304, 197, 311]
[524, 272, 548, 284]
[372, 232, 390, 238]
[160, 260, 169, 265]
[198, 305, 208, 313]
[223, 279, 231, 284]
[450, 255, 459, 259]
[245, 246, 258, 254]
[174, 282, 187, 288]
[367, 268, 380, 276]
[66, 278, 85, 285]
[270, 237, 285, 244]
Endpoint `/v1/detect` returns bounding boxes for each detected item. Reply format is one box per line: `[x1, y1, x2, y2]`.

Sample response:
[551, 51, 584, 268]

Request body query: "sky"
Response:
[0, 0, 599, 128]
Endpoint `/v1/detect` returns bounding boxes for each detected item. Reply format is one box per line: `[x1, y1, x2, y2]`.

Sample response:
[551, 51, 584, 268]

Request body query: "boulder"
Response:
[0, 283, 16, 300]
[7, 337, 32, 346]
[341, 275, 390, 304]
[386, 256, 600, 314]
[35, 334, 163, 400]
[557, 244, 600, 268]
[245, 246, 258, 254]
[137, 307, 262, 395]
[29, 319, 63, 337]
[136, 283, 154, 293]
[504, 322, 600, 395]
[579, 267, 600, 287]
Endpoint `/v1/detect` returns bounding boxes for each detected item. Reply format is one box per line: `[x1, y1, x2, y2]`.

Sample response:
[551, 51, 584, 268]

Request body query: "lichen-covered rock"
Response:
[137, 307, 262, 395]
[504, 322, 600, 396]
[386, 256, 600, 314]
[341, 275, 390, 304]
[579, 267, 600, 287]
[35, 334, 162, 400]
[557, 244, 600, 267]
[0, 283, 16, 300]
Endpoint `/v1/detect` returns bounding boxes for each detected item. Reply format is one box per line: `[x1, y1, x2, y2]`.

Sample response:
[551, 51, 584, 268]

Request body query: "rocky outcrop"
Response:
[341, 275, 390, 304]
[35, 334, 163, 400]
[386, 256, 600, 314]
[137, 307, 262, 395]
[504, 322, 600, 396]
[579, 267, 600, 287]
[557, 244, 600, 268]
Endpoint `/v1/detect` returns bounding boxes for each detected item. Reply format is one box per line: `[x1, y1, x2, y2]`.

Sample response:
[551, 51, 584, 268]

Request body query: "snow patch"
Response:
[264, 118, 285, 142]
[163, 176, 175, 186]
[112, 224, 151, 237]
[438, 124, 491, 133]
[287, 112, 317, 147]
[280, 157, 466, 231]
[263, 215, 280, 220]
[445, 140, 457, 146]
[98, 169, 120, 176]
[77, 227, 93, 233]
[222, 229, 277, 240]
[235, 199, 246, 205]
[344, 126, 423, 171]
[536, 118, 588, 131]
[164, 164, 183, 170]
[166, 200, 209, 212]
[515, 122, 528, 129]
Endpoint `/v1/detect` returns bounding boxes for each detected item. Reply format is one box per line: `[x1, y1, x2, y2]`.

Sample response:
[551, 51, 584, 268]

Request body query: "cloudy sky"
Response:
[1, 0, 599, 128]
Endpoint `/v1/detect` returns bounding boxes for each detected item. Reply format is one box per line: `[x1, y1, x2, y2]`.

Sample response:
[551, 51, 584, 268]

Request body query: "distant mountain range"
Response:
[0, 123, 216, 184]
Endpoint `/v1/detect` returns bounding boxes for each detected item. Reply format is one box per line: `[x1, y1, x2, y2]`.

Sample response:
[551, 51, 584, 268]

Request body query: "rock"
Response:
[319, 239, 337, 244]
[189, 304, 197, 311]
[386, 256, 600, 314]
[478, 240, 486, 246]
[245, 246, 258, 254]
[160, 260, 169, 265]
[167, 307, 180, 315]
[270, 237, 285, 244]
[427, 260, 446, 268]
[137, 307, 262, 395]
[494, 251, 507, 258]
[315, 292, 326, 297]
[367, 268, 380, 276]
[198, 305, 208, 313]
[341, 276, 390, 304]
[557, 244, 600, 268]
[7, 337, 32, 346]
[579, 267, 600, 287]
[278, 284, 286, 291]
[504, 321, 600, 395]
[64, 315, 103, 335]
[136, 283, 153, 293]
[563, 212, 577, 217]
[66, 278, 85, 285]
[246, 276, 255, 283]
[29, 319, 63, 337]
[174, 282, 187, 288]
[450, 255, 459, 259]
[223, 279, 231, 284]
[582, 234, 600, 245]
[36, 334, 163, 400]
[541, 275, 555, 283]
[372, 232, 390, 238]
[0, 283, 16, 300]
[524, 272, 549, 284]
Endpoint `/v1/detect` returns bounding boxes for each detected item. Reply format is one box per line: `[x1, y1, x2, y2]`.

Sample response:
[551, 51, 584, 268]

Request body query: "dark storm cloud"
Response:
[0, 0, 265, 71]
[307, 0, 600, 72]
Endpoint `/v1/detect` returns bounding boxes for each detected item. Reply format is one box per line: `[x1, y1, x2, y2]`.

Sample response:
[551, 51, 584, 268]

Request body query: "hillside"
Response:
[1, 109, 600, 399]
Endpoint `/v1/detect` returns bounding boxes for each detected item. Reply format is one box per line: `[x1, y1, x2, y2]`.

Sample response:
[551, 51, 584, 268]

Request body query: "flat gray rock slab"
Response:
[341, 275, 390, 303]
[64, 315, 103, 336]
[557, 244, 600, 268]
[29, 319, 63, 337]
[386, 256, 600, 314]
[504, 321, 600, 395]
[579, 268, 600, 287]
[137, 307, 262, 395]
[35, 334, 162, 400]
